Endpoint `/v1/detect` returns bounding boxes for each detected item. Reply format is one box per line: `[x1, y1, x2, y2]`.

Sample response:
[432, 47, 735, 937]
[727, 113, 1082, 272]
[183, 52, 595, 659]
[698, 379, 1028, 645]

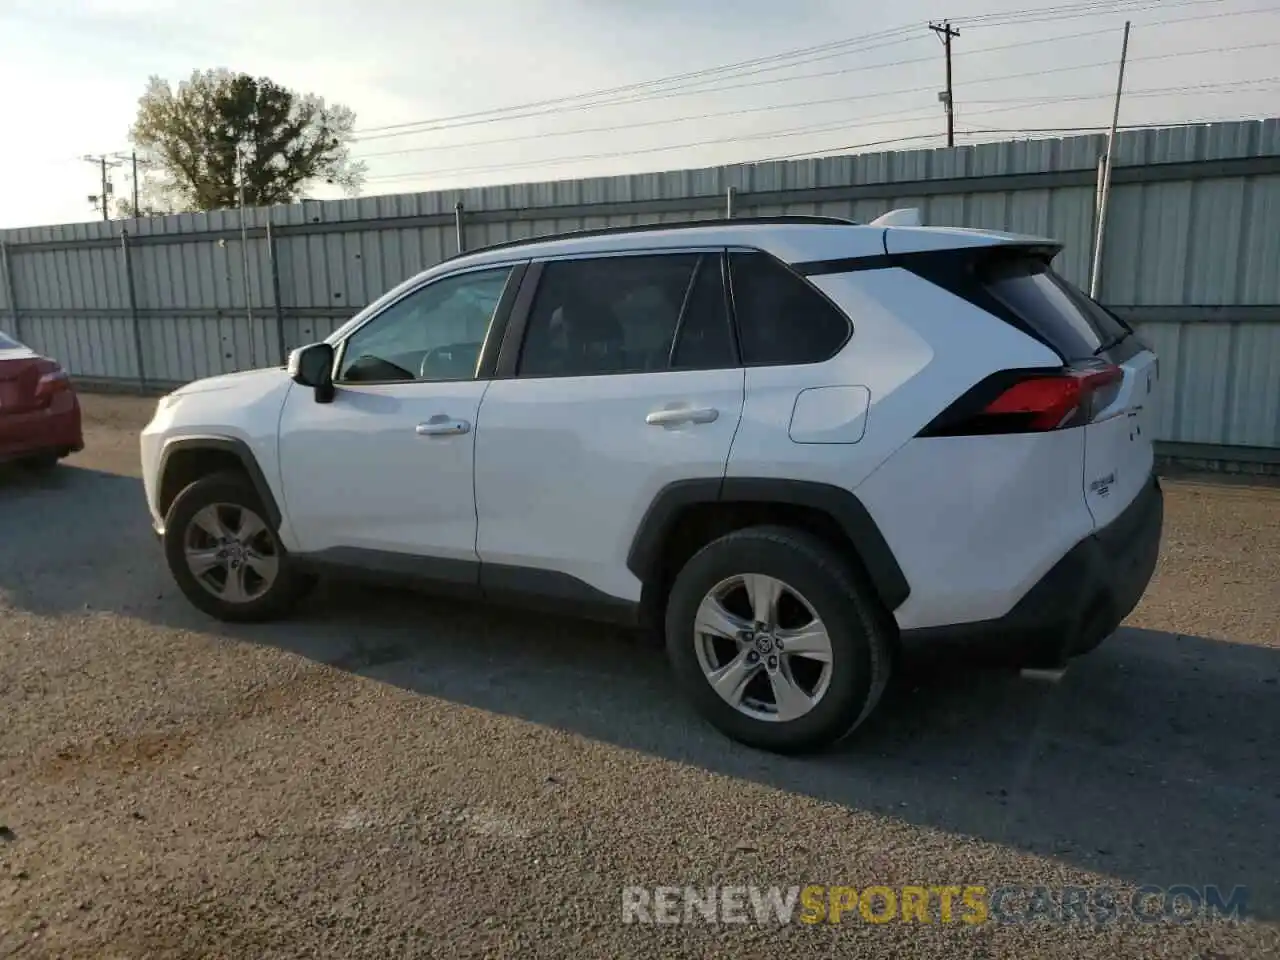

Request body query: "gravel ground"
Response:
[1, 393, 1277, 959]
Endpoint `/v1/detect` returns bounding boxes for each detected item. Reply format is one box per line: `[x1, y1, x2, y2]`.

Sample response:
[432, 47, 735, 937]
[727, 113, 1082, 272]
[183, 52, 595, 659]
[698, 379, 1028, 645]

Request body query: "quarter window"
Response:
[517, 253, 734, 378]
[729, 251, 851, 365]
[338, 266, 513, 383]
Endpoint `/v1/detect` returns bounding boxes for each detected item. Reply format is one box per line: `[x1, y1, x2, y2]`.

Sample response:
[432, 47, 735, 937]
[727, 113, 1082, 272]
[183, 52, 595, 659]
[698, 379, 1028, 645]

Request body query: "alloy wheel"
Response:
[182, 503, 279, 603]
[692, 573, 834, 723]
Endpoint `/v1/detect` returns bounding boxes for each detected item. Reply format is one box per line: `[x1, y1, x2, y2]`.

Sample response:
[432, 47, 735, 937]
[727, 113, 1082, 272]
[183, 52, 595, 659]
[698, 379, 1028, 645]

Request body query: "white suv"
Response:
[140, 215, 1163, 753]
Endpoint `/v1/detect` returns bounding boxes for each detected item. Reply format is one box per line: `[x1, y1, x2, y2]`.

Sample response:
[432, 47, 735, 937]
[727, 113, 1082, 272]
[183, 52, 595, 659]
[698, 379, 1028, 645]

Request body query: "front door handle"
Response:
[645, 406, 719, 427]
[415, 416, 471, 437]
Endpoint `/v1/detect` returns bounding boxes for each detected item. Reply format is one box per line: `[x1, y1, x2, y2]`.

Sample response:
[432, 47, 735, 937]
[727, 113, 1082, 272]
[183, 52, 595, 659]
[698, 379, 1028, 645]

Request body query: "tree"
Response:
[116, 167, 178, 219]
[129, 69, 365, 212]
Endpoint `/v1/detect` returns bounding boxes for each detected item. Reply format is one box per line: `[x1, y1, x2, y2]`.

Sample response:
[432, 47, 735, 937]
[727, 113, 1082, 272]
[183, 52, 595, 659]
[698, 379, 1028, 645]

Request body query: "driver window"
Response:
[337, 265, 514, 383]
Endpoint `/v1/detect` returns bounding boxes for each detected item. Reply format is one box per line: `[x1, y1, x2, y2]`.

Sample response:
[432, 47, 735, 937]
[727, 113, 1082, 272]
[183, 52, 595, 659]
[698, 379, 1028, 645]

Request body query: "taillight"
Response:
[33, 359, 70, 402]
[921, 362, 1123, 437]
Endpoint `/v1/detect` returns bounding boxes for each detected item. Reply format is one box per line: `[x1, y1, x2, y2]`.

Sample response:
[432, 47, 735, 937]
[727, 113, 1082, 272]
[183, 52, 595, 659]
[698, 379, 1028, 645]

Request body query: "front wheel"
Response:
[664, 526, 892, 754]
[163, 471, 309, 623]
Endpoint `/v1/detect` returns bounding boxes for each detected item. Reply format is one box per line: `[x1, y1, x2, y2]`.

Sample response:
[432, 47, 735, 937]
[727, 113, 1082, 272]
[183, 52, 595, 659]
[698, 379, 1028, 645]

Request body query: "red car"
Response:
[0, 330, 83, 469]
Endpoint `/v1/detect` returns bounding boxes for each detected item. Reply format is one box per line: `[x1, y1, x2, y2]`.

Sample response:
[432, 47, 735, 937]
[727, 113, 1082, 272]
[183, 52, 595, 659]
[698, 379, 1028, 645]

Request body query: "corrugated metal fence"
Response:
[2, 118, 1279, 466]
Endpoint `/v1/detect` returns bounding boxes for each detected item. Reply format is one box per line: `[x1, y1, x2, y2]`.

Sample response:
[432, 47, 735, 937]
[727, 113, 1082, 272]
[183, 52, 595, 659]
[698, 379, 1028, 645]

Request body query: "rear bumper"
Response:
[0, 392, 83, 463]
[900, 475, 1164, 668]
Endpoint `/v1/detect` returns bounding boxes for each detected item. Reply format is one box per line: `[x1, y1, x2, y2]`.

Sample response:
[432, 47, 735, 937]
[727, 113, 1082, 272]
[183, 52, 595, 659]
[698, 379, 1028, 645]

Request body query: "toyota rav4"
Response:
[140, 215, 1164, 753]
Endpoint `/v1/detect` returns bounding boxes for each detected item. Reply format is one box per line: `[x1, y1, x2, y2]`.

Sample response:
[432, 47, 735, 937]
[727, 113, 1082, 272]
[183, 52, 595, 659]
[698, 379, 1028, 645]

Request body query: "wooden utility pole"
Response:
[82, 154, 123, 219]
[929, 21, 961, 147]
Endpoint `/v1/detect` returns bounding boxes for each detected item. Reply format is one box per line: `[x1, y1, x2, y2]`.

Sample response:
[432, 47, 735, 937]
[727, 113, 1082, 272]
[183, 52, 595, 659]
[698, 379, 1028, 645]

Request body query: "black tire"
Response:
[664, 525, 892, 755]
[22, 453, 61, 471]
[163, 470, 309, 623]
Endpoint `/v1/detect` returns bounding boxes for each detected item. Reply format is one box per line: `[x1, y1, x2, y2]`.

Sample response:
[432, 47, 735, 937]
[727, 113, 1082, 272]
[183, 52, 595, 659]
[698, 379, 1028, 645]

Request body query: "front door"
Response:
[278, 263, 520, 576]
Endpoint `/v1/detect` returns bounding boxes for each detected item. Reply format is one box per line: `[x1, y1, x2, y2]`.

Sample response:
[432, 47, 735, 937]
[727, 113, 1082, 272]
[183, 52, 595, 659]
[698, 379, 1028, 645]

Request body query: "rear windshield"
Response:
[983, 259, 1130, 360]
[0, 330, 24, 350]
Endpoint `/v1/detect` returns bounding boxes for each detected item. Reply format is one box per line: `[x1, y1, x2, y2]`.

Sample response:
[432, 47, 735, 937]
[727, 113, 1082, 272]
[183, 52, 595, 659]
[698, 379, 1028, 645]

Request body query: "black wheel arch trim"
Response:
[158, 436, 283, 530]
[627, 477, 910, 612]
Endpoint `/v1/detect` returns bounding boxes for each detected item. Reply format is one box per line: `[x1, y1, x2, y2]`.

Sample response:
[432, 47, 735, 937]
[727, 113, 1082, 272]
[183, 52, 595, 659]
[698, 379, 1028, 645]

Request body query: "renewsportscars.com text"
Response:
[621, 884, 1248, 926]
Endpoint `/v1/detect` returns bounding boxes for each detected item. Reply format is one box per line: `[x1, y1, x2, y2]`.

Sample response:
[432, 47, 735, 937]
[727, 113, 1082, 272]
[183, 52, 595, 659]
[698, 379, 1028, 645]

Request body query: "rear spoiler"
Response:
[793, 236, 1063, 278]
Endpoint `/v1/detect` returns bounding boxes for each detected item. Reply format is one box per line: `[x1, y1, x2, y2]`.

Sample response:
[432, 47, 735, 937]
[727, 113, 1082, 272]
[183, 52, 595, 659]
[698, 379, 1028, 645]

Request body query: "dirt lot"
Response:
[2, 393, 1277, 959]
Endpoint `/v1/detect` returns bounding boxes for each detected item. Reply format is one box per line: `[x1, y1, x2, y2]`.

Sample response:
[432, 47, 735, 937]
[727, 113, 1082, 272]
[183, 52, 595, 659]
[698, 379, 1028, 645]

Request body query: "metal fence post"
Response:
[121, 229, 147, 391]
[726, 186, 736, 219]
[455, 201, 466, 254]
[267, 219, 287, 363]
[0, 240, 19, 342]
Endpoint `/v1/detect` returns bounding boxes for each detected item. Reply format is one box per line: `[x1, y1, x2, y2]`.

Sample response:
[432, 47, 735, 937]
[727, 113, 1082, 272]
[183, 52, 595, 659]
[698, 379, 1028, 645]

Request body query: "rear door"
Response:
[473, 249, 745, 604]
[983, 259, 1158, 528]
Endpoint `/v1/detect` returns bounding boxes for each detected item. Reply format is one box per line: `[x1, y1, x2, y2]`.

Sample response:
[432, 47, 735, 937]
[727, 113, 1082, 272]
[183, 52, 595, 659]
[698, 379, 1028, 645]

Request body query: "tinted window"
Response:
[518, 253, 733, 377]
[338, 266, 512, 383]
[0, 330, 23, 350]
[984, 259, 1131, 360]
[672, 257, 735, 370]
[729, 252, 851, 365]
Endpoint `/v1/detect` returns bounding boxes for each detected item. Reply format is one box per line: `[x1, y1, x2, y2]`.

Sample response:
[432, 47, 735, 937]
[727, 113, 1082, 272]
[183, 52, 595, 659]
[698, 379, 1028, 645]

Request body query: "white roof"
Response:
[326, 217, 1060, 344]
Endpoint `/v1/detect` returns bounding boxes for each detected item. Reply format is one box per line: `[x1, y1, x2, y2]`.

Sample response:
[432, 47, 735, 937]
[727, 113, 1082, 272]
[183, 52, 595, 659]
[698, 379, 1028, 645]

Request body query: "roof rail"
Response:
[443, 214, 860, 262]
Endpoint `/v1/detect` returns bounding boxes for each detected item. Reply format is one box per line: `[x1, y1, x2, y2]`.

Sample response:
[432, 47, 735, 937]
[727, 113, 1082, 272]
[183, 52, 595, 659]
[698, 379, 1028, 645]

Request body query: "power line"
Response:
[760, 82, 1278, 161]
[361, 90, 1145, 185]
[350, 3, 1280, 144]
[352, 73, 1280, 165]
[758, 115, 1256, 163]
[655, 33, 1280, 118]
[597, 20, 1280, 115]
[354, 0, 1153, 133]
[363, 112, 945, 182]
[961, 75, 1280, 107]
[766, 109, 1270, 162]
[949, 0, 1225, 27]
[346, 0, 1240, 142]
[354, 98, 943, 161]
[350, 27, 921, 137]
[358, 37, 1279, 184]
[362, 70, 1277, 188]
[369, 129, 957, 183]
[960, 113, 1276, 136]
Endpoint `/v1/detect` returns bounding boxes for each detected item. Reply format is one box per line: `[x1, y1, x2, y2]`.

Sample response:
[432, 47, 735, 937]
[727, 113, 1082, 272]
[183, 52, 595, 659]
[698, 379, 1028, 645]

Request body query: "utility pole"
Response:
[1090, 20, 1132, 299]
[236, 142, 256, 365]
[929, 21, 960, 147]
[82, 154, 123, 220]
[109, 150, 145, 216]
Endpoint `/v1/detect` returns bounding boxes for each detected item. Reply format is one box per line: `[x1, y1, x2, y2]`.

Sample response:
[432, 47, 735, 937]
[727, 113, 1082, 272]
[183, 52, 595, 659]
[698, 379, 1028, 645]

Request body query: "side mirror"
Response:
[287, 342, 336, 404]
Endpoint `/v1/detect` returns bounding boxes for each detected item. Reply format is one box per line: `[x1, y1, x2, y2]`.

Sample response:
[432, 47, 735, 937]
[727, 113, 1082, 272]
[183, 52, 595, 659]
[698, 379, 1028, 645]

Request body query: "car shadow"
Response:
[3, 465, 1277, 921]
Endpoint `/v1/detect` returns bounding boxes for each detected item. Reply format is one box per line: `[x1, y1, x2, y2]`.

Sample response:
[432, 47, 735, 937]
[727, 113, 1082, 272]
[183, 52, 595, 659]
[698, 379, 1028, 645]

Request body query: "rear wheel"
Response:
[163, 471, 309, 622]
[664, 526, 892, 754]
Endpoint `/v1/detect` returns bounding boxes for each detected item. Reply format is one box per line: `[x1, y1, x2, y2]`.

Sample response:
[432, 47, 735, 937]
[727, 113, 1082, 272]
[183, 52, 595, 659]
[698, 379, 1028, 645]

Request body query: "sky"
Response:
[1, 0, 1277, 229]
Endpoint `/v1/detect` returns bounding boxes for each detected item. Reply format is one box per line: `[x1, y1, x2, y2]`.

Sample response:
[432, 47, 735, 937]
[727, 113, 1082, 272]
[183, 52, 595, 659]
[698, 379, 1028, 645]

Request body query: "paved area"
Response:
[1, 393, 1277, 959]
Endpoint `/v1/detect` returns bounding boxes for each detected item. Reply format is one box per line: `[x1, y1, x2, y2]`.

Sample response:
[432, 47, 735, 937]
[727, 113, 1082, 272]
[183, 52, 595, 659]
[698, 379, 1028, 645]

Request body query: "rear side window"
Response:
[729, 252, 851, 365]
[517, 253, 734, 377]
[0, 330, 23, 350]
[983, 259, 1131, 361]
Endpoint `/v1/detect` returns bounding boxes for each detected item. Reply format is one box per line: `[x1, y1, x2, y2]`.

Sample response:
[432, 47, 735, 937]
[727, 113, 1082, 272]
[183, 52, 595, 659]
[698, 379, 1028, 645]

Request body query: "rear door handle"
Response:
[646, 407, 719, 427]
[415, 416, 471, 437]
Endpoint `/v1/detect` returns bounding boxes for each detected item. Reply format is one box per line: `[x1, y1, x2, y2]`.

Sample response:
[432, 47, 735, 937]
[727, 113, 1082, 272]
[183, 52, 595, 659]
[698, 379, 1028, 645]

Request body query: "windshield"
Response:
[0, 330, 25, 350]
